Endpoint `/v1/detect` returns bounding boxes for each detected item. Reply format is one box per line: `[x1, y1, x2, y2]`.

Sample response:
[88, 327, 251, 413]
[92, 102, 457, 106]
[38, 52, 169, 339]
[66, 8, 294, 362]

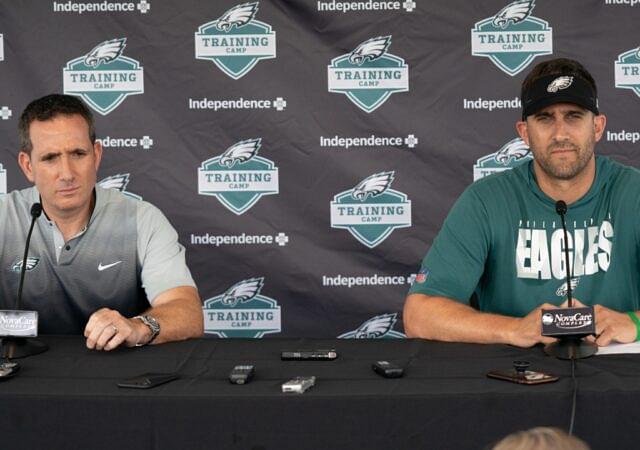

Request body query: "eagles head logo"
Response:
[221, 277, 265, 307]
[348, 36, 391, 66]
[11, 257, 40, 272]
[215, 2, 259, 32]
[556, 278, 580, 297]
[98, 174, 131, 192]
[354, 313, 398, 338]
[351, 172, 394, 201]
[547, 76, 574, 93]
[219, 139, 261, 168]
[492, 0, 535, 29]
[494, 138, 530, 165]
[83, 38, 127, 68]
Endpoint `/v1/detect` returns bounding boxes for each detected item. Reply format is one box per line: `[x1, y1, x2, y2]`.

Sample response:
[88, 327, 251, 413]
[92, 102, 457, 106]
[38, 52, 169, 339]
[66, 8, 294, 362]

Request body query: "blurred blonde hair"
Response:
[493, 427, 590, 450]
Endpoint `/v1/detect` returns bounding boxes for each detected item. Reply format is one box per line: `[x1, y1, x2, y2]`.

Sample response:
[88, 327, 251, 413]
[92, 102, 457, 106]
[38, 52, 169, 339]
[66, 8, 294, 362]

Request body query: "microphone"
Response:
[1, 203, 48, 360]
[542, 200, 596, 359]
[15, 203, 43, 310]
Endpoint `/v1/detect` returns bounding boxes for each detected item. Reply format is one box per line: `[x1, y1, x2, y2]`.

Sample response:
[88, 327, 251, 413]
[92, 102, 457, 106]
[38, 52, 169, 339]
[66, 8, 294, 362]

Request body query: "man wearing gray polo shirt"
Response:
[0, 94, 204, 350]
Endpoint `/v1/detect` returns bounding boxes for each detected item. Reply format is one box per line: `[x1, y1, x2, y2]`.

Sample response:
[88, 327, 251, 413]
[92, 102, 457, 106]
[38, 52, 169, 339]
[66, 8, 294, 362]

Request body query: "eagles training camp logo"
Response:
[471, 0, 553, 76]
[338, 313, 406, 339]
[203, 277, 282, 338]
[63, 38, 144, 115]
[98, 174, 143, 200]
[198, 138, 279, 215]
[0, 163, 6, 195]
[330, 171, 411, 248]
[328, 36, 409, 113]
[195, 2, 276, 80]
[473, 138, 532, 181]
[615, 46, 640, 98]
[11, 257, 40, 273]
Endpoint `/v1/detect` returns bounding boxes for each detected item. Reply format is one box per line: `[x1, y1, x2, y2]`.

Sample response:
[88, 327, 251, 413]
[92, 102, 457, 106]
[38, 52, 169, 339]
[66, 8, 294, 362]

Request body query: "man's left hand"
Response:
[568, 299, 637, 346]
[84, 308, 149, 351]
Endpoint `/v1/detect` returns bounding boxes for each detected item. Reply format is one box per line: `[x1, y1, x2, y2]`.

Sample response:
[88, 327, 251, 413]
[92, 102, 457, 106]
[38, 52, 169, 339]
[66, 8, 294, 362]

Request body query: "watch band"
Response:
[133, 315, 160, 346]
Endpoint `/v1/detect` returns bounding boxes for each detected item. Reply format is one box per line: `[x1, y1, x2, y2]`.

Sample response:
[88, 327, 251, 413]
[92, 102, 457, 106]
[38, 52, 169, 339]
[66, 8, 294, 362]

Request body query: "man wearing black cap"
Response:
[403, 58, 640, 347]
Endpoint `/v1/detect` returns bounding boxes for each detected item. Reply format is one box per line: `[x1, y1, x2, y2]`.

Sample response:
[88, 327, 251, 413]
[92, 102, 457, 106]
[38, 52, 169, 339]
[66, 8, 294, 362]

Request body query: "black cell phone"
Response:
[487, 369, 559, 385]
[372, 361, 404, 378]
[281, 350, 338, 361]
[117, 373, 179, 389]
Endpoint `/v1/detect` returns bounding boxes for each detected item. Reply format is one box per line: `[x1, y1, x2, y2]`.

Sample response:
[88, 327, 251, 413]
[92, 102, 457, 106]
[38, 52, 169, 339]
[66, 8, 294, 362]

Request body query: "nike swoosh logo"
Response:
[98, 261, 123, 271]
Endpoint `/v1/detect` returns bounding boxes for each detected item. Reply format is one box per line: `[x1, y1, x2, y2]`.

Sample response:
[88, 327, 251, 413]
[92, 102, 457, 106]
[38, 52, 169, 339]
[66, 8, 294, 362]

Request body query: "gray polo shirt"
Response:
[0, 186, 196, 334]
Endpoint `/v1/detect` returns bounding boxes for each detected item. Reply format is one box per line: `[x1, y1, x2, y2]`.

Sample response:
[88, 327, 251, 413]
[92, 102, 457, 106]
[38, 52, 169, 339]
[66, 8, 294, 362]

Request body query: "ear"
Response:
[515, 120, 529, 146]
[18, 152, 35, 183]
[93, 140, 103, 171]
[593, 114, 607, 143]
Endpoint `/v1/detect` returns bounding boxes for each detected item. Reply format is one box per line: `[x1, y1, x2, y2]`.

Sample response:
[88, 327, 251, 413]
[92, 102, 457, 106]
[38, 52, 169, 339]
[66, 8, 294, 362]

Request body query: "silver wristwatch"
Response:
[133, 315, 160, 346]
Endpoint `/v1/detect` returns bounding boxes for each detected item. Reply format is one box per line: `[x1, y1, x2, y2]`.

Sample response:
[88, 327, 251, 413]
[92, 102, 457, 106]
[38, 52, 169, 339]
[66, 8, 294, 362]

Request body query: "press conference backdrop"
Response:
[0, 0, 638, 339]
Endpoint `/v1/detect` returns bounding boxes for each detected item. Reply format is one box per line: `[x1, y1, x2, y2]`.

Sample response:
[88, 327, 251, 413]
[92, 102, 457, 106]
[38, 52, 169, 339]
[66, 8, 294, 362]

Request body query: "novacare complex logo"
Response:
[198, 138, 279, 215]
[330, 171, 411, 248]
[328, 36, 409, 112]
[63, 38, 144, 115]
[471, 0, 552, 76]
[0, 163, 6, 195]
[338, 313, 406, 338]
[195, 2, 276, 80]
[203, 277, 282, 338]
[473, 138, 532, 181]
[615, 46, 640, 98]
[98, 174, 142, 200]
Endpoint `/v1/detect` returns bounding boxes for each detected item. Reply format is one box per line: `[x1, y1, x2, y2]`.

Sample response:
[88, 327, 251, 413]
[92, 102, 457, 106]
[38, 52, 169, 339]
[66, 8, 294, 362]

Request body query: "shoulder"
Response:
[598, 157, 640, 199]
[0, 186, 37, 211]
[600, 156, 640, 183]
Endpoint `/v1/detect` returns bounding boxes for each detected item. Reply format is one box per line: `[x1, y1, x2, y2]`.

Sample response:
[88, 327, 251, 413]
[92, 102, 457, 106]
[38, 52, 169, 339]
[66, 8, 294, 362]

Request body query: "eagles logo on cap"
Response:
[547, 76, 574, 93]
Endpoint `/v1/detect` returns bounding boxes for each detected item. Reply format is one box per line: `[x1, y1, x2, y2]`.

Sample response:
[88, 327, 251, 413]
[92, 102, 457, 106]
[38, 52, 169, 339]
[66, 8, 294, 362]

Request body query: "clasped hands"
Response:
[510, 299, 637, 348]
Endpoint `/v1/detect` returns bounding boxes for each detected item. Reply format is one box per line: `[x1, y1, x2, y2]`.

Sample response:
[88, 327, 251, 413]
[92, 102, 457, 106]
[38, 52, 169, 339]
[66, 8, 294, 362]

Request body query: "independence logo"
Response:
[0, 34, 4, 61]
[0, 163, 6, 195]
[338, 313, 405, 338]
[203, 277, 282, 338]
[98, 174, 142, 200]
[328, 35, 409, 113]
[330, 171, 411, 248]
[473, 137, 532, 181]
[198, 138, 279, 215]
[615, 46, 640, 98]
[195, 2, 276, 80]
[471, 0, 553, 76]
[63, 38, 144, 115]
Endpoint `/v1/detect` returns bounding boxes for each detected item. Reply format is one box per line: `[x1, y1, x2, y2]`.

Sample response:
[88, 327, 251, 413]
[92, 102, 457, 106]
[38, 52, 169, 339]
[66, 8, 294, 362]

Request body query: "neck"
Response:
[533, 157, 596, 205]
[42, 194, 95, 242]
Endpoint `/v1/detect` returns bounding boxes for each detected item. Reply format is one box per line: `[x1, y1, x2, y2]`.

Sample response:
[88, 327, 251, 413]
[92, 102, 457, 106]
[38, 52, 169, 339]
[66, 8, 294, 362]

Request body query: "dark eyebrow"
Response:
[533, 111, 553, 119]
[40, 151, 61, 160]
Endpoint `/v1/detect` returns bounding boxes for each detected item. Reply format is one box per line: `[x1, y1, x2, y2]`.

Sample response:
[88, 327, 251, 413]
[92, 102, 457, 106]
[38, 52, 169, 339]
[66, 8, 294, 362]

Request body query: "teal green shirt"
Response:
[409, 157, 640, 317]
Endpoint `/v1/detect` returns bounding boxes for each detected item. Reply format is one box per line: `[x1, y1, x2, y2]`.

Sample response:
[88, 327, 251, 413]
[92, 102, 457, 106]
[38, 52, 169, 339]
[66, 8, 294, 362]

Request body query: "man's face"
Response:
[18, 114, 102, 219]
[516, 103, 606, 181]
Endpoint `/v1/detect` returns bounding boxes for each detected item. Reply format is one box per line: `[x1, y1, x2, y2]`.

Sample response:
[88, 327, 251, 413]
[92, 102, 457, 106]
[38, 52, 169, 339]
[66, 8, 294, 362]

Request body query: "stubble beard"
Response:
[533, 137, 595, 181]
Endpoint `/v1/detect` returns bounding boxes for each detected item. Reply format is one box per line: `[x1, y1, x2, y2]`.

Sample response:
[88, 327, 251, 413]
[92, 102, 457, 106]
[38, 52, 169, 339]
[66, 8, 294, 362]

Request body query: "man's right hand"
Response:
[507, 303, 558, 348]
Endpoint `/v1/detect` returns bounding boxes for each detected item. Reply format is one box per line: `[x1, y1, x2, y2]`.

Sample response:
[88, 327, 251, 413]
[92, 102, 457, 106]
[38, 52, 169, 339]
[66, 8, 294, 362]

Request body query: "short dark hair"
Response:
[521, 58, 598, 100]
[18, 94, 96, 154]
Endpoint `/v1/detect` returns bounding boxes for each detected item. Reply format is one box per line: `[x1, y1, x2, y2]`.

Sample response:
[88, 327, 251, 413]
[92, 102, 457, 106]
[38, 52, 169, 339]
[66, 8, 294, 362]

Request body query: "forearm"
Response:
[139, 286, 204, 345]
[403, 293, 520, 345]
